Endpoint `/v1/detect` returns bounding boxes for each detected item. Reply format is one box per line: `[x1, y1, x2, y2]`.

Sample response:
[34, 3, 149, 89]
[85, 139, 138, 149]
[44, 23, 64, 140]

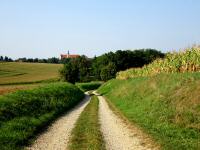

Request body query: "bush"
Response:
[76, 82, 103, 92]
[0, 82, 84, 150]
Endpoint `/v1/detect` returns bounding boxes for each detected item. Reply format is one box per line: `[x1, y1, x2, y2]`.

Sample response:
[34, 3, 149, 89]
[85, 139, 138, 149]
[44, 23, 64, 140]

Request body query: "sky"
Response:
[0, 0, 200, 59]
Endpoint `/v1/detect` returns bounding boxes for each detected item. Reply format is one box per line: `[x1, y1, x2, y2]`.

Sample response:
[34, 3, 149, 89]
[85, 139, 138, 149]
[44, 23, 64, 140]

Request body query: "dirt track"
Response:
[26, 92, 157, 150]
[26, 94, 90, 150]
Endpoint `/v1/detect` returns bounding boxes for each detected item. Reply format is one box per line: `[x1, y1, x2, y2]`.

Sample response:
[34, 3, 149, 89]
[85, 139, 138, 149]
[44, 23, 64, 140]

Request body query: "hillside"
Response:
[98, 73, 200, 149]
[0, 62, 62, 85]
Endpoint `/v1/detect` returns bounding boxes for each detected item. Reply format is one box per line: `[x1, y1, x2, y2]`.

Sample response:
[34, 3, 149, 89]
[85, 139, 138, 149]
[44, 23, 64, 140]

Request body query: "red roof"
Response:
[61, 54, 80, 59]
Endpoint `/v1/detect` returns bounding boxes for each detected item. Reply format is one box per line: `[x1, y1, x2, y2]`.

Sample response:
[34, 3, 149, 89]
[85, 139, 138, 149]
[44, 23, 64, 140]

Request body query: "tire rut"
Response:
[97, 94, 157, 150]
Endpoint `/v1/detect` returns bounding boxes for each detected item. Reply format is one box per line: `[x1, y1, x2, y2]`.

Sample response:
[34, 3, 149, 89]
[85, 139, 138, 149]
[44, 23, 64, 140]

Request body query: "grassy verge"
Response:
[76, 82, 103, 92]
[98, 72, 200, 150]
[0, 82, 84, 150]
[69, 95, 105, 150]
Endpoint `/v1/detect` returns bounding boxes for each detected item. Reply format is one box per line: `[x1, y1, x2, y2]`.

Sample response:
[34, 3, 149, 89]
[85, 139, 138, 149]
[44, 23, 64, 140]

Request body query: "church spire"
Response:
[67, 50, 70, 58]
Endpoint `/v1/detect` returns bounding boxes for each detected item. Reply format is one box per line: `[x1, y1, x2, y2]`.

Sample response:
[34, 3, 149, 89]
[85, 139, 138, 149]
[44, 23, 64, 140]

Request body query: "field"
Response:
[0, 62, 62, 95]
[98, 72, 200, 150]
[0, 62, 62, 85]
[117, 47, 200, 79]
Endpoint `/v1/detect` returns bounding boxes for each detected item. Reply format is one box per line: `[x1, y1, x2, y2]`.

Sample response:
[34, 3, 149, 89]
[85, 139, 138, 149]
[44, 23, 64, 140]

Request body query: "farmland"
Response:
[0, 62, 62, 85]
[0, 48, 200, 150]
[117, 47, 200, 79]
[0, 62, 62, 95]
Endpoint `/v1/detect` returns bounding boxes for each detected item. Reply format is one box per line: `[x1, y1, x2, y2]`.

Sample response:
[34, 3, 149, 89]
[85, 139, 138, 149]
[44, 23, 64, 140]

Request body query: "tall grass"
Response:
[0, 82, 84, 150]
[117, 47, 200, 79]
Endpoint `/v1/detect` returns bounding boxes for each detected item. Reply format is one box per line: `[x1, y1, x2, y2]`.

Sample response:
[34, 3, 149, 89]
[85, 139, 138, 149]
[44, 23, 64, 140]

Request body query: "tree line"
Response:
[0, 56, 62, 64]
[0, 56, 13, 62]
[16, 57, 61, 64]
[60, 49, 165, 83]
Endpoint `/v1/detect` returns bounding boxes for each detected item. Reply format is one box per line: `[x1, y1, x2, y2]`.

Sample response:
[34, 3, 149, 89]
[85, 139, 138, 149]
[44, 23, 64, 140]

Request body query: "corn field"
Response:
[117, 46, 200, 79]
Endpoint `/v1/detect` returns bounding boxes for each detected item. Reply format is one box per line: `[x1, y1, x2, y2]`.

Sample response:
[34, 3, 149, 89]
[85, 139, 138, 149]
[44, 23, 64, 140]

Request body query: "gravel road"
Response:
[97, 95, 157, 150]
[26, 94, 90, 150]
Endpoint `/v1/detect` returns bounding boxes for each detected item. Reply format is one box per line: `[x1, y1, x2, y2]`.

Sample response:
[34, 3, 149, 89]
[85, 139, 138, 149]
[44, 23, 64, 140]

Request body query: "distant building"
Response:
[60, 51, 80, 59]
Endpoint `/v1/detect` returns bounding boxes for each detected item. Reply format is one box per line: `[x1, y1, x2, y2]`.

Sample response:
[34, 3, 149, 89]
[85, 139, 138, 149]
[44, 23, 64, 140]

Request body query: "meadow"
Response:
[98, 72, 200, 150]
[0, 82, 84, 150]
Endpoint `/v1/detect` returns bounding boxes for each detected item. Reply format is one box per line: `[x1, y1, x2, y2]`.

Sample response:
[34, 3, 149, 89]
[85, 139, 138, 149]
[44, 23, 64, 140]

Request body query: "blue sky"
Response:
[0, 0, 200, 58]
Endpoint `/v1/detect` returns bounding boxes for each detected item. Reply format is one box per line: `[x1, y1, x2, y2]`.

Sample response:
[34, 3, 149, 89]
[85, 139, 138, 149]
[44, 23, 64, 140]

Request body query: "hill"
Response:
[0, 62, 62, 85]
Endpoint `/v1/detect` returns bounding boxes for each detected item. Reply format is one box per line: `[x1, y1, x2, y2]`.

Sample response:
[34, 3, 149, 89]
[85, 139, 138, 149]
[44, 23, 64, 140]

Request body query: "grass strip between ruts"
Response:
[69, 95, 105, 150]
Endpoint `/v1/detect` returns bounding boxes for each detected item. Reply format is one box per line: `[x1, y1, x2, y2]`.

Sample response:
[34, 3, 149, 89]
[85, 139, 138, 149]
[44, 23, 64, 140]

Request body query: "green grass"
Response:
[0, 62, 62, 85]
[69, 95, 105, 150]
[0, 82, 84, 150]
[76, 82, 103, 92]
[98, 72, 200, 150]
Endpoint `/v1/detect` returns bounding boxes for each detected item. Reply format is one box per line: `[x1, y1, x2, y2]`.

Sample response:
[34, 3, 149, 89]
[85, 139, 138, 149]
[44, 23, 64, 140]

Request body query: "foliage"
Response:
[92, 49, 164, 80]
[98, 73, 200, 150]
[100, 62, 116, 81]
[59, 55, 91, 83]
[69, 95, 105, 150]
[0, 56, 13, 62]
[0, 82, 84, 150]
[76, 82, 103, 92]
[15, 57, 60, 64]
[117, 47, 200, 79]
[60, 49, 164, 82]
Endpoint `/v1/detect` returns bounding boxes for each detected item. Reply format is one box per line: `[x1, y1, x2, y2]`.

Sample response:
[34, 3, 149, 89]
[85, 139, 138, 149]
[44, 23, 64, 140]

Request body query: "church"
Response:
[60, 51, 80, 59]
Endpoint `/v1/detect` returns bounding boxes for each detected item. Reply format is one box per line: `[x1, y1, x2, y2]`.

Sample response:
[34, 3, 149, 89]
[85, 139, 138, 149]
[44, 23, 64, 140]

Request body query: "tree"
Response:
[59, 55, 91, 83]
[60, 61, 79, 84]
[47, 57, 59, 64]
[0, 56, 3, 61]
[100, 62, 117, 81]
[4, 56, 9, 61]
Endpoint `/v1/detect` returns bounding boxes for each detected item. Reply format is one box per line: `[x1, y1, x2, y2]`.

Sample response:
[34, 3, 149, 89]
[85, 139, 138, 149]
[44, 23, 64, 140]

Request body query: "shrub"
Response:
[76, 82, 103, 92]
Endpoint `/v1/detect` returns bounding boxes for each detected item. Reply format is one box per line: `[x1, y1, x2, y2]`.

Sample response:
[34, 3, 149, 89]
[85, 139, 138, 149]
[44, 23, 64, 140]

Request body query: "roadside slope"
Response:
[0, 83, 84, 150]
[98, 73, 200, 149]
